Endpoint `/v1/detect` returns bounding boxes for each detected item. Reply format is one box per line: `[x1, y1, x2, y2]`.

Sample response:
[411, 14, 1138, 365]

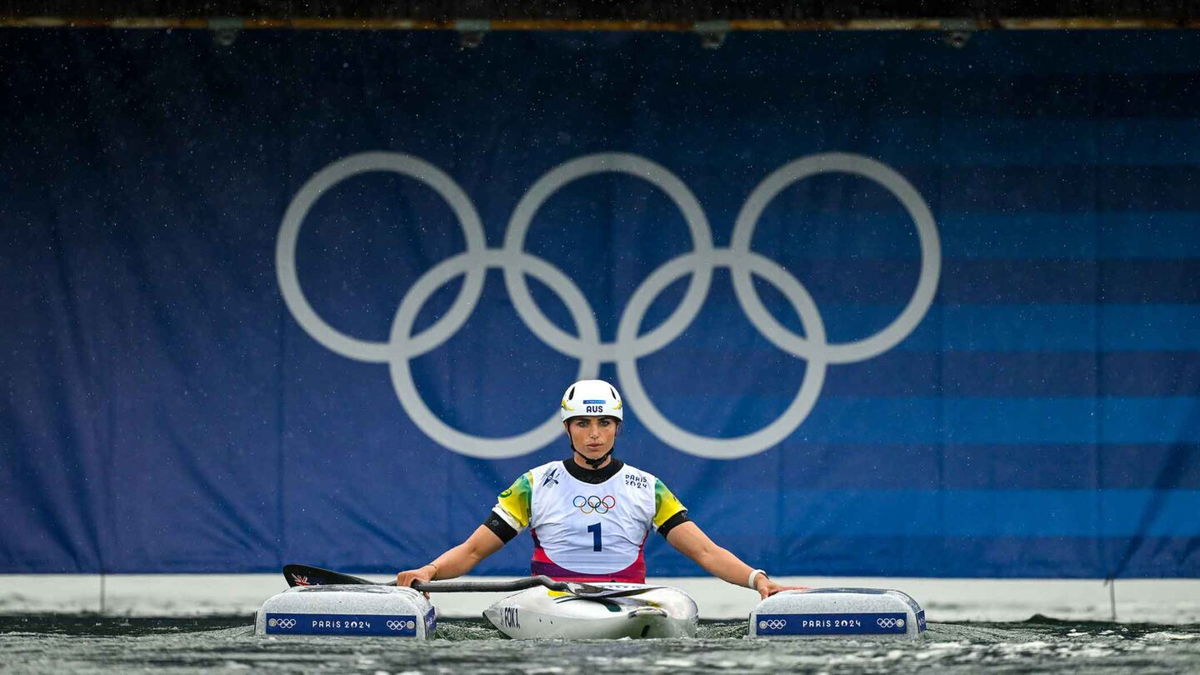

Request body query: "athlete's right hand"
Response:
[396, 564, 435, 588]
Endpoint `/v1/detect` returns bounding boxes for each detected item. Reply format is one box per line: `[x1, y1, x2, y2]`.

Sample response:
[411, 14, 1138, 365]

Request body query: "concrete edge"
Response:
[0, 575, 1197, 623]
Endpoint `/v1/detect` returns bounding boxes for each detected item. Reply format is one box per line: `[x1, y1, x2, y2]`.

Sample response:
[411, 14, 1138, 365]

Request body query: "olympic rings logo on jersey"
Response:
[277, 151, 941, 460]
[573, 495, 617, 515]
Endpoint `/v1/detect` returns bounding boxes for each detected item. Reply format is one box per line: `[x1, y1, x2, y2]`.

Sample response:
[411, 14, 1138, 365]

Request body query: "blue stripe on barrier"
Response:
[693, 271, 1200, 324]
[945, 261, 1200, 304]
[732, 32, 1200, 76]
[939, 351, 1200, 397]
[938, 166, 1200, 213]
[654, 395, 1199, 445]
[662, 350, 1199, 398]
[647, 442, 1200, 491]
[849, 351, 1198, 397]
[764, 489, 1200, 537]
[937, 305, 1200, 352]
[755, 612, 909, 636]
[749, 212, 1200, 264]
[748, 164, 1200, 218]
[762, 534, 1200, 578]
[750, 119, 1200, 168]
[940, 213, 1200, 260]
[264, 613, 417, 636]
[650, 302, 1200, 353]
[757, 396, 1200, 444]
[693, 260, 1200, 306]
[732, 534, 1200, 578]
[931, 120, 1200, 165]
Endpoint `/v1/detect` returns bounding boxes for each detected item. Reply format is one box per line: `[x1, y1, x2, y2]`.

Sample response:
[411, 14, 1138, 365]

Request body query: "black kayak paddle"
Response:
[282, 563, 662, 598]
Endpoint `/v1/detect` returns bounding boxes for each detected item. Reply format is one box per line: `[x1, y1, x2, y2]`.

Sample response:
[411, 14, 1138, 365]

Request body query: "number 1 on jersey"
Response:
[587, 522, 602, 551]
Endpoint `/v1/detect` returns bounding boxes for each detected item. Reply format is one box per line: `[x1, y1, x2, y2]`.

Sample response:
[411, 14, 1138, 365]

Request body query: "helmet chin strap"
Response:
[572, 443, 614, 469]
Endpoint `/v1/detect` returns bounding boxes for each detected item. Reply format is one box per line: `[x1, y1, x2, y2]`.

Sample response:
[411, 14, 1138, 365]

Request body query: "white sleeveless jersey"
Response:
[493, 460, 686, 578]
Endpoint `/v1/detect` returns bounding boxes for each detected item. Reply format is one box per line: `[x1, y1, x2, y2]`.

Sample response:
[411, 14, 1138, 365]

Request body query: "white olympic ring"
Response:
[275, 618, 296, 629]
[278, 151, 940, 459]
[759, 619, 787, 630]
[387, 620, 403, 630]
[877, 617, 904, 629]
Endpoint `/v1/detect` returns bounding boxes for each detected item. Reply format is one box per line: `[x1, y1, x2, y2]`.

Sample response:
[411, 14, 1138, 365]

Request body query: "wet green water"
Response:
[1, 615, 1198, 674]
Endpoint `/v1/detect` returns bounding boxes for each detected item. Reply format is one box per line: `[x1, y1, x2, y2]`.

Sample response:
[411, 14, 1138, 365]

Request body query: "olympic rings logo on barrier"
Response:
[277, 152, 940, 459]
[386, 620, 403, 630]
[877, 618, 905, 629]
[572, 495, 617, 514]
[270, 618, 297, 629]
[759, 619, 787, 630]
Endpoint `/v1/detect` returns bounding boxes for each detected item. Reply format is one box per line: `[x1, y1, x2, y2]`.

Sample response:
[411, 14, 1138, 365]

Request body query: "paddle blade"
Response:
[562, 583, 666, 599]
[283, 564, 377, 587]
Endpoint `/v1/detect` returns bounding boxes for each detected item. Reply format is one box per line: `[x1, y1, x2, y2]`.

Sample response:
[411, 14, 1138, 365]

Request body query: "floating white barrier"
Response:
[255, 584, 436, 638]
[749, 588, 926, 639]
[484, 584, 699, 639]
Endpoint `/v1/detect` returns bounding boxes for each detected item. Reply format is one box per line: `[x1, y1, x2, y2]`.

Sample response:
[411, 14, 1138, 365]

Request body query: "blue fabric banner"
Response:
[1, 28, 1197, 577]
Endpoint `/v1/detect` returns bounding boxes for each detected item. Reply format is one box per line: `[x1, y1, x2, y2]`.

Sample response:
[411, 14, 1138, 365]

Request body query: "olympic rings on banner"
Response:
[277, 151, 941, 459]
[759, 619, 788, 630]
[877, 617, 905, 629]
[573, 495, 617, 514]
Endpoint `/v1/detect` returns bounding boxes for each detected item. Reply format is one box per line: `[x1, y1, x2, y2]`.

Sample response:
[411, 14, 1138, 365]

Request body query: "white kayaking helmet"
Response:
[560, 379, 623, 423]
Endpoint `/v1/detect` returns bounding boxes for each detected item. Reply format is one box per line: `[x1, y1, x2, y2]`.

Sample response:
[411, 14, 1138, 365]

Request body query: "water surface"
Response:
[2, 615, 1197, 673]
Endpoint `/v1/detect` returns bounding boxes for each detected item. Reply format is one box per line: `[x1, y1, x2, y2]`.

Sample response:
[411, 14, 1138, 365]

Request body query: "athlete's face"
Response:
[565, 416, 620, 462]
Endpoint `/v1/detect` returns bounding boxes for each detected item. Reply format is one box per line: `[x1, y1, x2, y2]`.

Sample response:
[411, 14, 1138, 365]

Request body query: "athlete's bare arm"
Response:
[665, 521, 807, 599]
[396, 525, 505, 587]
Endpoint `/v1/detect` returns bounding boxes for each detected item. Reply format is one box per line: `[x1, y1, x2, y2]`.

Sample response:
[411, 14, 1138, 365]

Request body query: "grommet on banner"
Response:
[455, 19, 490, 49]
[940, 18, 976, 48]
[694, 21, 730, 49]
[209, 17, 243, 48]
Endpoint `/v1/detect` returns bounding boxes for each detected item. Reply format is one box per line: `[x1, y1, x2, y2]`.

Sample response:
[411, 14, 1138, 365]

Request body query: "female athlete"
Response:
[397, 379, 803, 599]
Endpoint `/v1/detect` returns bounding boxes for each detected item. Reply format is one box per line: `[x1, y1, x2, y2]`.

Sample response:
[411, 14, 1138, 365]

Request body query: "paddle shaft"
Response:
[412, 575, 571, 593]
[282, 563, 655, 597]
[285, 565, 579, 592]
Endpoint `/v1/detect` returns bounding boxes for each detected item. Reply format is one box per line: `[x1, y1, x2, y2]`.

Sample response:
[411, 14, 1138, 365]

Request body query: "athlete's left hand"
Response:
[756, 576, 809, 599]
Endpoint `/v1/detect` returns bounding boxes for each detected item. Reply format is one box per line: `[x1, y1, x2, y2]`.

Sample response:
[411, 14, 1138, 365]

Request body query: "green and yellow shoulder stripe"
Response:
[652, 478, 686, 529]
[494, 471, 533, 530]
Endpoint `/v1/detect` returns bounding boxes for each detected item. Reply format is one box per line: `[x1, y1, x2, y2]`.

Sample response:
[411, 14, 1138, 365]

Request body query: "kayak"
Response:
[483, 583, 698, 639]
[749, 588, 926, 639]
[260, 565, 925, 641]
[256, 584, 437, 638]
